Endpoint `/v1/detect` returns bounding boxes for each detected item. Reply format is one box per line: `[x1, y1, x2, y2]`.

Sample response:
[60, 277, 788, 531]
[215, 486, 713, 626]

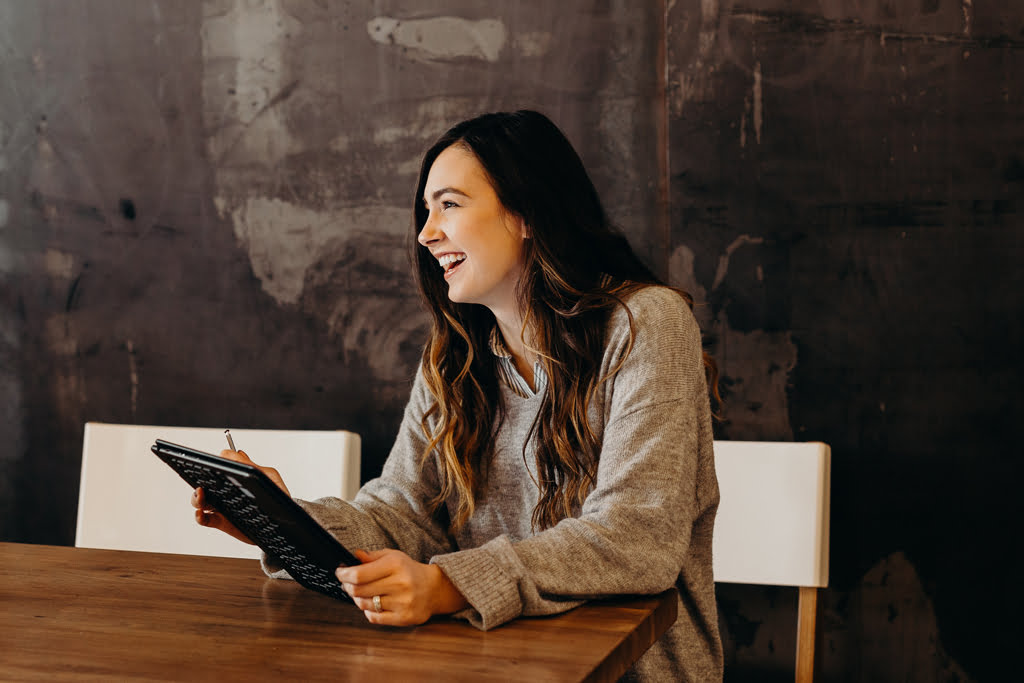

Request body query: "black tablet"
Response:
[151, 438, 358, 602]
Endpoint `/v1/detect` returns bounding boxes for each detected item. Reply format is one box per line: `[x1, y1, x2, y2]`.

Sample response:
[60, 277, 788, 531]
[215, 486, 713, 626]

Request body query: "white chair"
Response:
[75, 422, 361, 559]
[712, 440, 831, 683]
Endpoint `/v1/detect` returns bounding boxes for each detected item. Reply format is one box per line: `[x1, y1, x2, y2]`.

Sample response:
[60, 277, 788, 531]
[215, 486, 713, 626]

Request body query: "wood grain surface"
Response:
[0, 543, 677, 682]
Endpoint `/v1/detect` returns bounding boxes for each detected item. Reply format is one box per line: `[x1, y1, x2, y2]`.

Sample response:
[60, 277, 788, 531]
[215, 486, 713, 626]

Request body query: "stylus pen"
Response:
[224, 429, 237, 452]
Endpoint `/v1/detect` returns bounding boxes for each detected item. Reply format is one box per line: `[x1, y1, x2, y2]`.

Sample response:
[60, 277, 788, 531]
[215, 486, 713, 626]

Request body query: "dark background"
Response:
[1, 2, 1020, 681]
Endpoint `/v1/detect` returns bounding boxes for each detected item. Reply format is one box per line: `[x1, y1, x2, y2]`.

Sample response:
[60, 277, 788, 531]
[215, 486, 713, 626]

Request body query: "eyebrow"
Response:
[424, 187, 471, 204]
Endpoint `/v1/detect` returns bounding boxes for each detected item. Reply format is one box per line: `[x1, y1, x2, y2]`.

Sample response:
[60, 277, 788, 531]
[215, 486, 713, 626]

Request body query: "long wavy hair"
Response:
[411, 110, 718, 533]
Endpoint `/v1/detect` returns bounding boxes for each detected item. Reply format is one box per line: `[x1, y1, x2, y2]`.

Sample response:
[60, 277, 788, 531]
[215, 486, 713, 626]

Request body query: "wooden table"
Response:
[0, 543, 677, 681]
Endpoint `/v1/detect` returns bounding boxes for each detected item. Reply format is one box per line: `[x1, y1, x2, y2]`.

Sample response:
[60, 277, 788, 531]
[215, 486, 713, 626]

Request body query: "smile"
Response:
[438, 253, 467, 273]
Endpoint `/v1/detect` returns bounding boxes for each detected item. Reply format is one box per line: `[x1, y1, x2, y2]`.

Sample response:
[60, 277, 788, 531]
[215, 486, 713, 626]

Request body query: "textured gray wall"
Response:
[1, 1, 1020, 681]
[666, 3, 1022, 681]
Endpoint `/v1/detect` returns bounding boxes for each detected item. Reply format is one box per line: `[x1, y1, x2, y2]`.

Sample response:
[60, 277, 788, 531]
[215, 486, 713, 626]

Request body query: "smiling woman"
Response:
[417, 145, 529, 323]
[193, 110, 723, 682]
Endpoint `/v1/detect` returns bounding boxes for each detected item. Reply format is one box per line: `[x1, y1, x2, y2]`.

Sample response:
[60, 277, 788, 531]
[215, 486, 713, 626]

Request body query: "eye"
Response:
[441, 200, 459, 210]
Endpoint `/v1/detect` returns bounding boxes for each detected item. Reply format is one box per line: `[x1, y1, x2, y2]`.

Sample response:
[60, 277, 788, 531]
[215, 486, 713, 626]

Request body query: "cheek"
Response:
[490, 242, 522, 272]
[508, 237, 528, 268]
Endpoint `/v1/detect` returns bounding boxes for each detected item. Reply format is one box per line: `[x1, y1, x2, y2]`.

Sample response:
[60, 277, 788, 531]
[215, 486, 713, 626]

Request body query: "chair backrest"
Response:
[711, 440, 831, 682]
[75, 422, 361, 559]
[712, 440, 830, 588]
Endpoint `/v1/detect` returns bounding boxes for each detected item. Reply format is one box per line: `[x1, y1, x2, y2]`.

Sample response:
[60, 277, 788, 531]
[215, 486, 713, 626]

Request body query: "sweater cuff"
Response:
[259, 552, 293, 580]
[259, 498, 327, 579]
[431, 542, 522, 630]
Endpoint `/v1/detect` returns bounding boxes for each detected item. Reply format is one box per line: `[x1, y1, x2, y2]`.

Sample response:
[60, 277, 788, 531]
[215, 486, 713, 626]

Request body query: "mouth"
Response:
[438, 253, 467, 279]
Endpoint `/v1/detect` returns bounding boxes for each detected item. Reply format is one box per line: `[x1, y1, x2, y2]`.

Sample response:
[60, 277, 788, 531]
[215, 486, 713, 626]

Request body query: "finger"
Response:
[350, 595, 380, 613]
[336, 552, 395, 586]
[363, 607, 420, 627]
[217, 450, 289, 495]
[195, 509, 255, 545]
[342, 576, 392, 600]
[363, 609, 386, 624]
[196, 508, 231, 529]
[218, 449, 254, 464]
[351, 593, 409, 620]
[355, 548, 390, 562]
[195, 508, 216, 527]
[260, 465, 286, 491]
[192, 487, 215, 512]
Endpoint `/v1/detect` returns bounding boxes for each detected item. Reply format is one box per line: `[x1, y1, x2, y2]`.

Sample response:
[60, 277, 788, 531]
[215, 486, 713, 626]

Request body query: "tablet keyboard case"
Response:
[151, 439, 356, 602]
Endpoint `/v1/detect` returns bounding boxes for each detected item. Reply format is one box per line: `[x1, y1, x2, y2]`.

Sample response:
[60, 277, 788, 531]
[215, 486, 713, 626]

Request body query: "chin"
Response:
[445, 285, 469, 304]
[446, 286, 487, 307]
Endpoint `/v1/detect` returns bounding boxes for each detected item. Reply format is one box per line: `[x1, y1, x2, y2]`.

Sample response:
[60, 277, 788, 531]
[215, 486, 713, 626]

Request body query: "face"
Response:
[418, 144, 528, 316]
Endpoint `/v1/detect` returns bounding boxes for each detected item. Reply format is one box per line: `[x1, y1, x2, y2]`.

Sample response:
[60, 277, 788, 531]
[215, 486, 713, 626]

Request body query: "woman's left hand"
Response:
[336, 549, 469, 626]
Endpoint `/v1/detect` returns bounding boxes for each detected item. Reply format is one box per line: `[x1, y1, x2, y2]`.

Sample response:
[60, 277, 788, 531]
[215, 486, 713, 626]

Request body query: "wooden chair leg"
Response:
[796, 586, 822, 683]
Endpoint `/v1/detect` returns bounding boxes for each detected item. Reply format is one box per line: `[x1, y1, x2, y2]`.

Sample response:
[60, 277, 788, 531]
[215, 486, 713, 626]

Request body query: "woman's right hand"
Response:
[190, 449, 291, 545]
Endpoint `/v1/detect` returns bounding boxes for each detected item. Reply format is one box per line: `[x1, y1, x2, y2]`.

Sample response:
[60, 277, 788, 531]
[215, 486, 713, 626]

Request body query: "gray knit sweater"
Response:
[265, 286, 723, 682]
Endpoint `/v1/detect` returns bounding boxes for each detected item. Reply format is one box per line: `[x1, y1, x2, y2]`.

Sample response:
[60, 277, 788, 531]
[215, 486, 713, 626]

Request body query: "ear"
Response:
[502, 210, 530, 239]
[518, 216, 531, 239]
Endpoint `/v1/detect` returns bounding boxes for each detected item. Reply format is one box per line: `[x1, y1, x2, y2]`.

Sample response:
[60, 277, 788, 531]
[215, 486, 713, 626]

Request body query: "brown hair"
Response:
[411, 111, 718, 533]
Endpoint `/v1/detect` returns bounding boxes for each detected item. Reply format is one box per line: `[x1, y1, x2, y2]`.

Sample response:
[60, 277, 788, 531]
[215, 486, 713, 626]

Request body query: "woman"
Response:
[193, 110, 723, 681]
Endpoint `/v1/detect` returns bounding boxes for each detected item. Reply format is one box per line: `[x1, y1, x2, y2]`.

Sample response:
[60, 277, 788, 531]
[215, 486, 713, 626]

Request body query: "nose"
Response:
[417, 209, 443, 247]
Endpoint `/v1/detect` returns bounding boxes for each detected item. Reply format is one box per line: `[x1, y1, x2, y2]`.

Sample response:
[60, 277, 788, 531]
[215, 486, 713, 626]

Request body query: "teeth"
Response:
[438, 253, 467, 270]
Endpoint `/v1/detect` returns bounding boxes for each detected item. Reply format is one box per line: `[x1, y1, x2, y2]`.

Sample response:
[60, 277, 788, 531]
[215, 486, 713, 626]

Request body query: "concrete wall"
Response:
[1, 1, 1020, 680]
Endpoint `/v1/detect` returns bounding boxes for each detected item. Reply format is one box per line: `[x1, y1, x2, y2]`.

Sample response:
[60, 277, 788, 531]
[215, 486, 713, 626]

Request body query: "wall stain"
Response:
[64, 275, 82, 312]
[119, 198, 136, 221]
[838, 553, 975, 681]
[729, 6, 1024, 48]
[366, 16, 507, 62]
[216, 79, 301, 165]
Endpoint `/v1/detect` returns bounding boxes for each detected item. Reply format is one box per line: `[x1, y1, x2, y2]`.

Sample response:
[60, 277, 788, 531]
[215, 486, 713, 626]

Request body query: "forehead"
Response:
[424, 144, 491, 195]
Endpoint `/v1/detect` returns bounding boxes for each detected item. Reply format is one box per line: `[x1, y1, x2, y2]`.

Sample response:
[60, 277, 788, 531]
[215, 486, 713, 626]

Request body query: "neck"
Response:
[491, 305, 528, 358]
[490, 305, 537, 390]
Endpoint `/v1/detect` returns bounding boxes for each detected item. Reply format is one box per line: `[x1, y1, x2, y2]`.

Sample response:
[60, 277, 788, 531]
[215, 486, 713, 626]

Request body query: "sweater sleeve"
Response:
[262, 368, 455, 577]
[430, 287, 716, 630]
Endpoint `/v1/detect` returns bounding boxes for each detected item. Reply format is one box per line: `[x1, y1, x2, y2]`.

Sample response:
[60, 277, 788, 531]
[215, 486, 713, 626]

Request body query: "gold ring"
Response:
[372, 595, 382, 613]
